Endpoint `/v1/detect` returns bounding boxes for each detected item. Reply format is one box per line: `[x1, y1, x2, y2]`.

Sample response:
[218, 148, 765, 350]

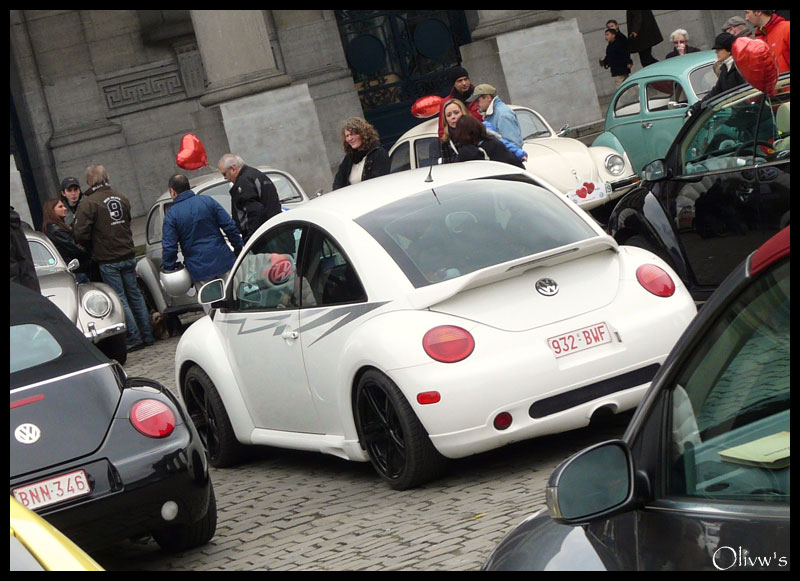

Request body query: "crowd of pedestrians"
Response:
[11, 11, 789, 355]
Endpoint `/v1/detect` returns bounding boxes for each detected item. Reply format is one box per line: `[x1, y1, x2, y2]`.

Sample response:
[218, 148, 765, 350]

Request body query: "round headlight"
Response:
[83, 290, 112, 318]
[605, 154, 626, 176]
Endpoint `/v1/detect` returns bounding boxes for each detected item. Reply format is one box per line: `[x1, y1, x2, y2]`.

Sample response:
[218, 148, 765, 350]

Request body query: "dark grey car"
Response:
[483, 226, 789, 571]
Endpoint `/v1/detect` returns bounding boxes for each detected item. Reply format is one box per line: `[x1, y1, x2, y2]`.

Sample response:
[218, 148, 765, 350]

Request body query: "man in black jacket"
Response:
[58, 176, 83, 227]
[218, 153, 281, 243]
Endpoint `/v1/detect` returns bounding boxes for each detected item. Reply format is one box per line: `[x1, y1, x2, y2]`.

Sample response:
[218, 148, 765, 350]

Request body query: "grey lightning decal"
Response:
[221, 313, 292, 336]
[300, 302, 390, 346]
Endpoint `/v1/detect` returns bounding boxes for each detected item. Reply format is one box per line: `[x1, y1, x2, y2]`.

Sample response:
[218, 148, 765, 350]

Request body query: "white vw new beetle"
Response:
[175, 162, 696, 489]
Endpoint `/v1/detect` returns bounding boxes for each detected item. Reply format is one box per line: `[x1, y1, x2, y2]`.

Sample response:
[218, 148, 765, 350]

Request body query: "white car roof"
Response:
[296, 161, 530, 221]
[154, 165, 296, 204]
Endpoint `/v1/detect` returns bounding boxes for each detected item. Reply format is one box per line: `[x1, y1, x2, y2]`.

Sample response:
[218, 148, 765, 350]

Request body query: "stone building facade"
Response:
[10, 10, 744, 227]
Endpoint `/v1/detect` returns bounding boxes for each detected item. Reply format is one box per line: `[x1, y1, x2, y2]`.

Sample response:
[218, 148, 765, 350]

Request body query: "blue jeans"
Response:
[99, 258, 154, 347]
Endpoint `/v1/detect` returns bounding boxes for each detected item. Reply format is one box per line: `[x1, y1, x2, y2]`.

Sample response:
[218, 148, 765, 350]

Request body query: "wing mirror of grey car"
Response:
[546, 440, 638, 526]
[643, 159, 667, 182]
[198, 279, 225, 305]
[67, 258, 80, 272]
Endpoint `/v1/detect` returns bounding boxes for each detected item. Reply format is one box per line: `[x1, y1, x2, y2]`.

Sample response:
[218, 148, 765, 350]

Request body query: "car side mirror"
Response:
[67, 258, 80, 272]
[198, 279, 225, 306]
[546, 440, 638, 526]
[643, 159, 668, 181]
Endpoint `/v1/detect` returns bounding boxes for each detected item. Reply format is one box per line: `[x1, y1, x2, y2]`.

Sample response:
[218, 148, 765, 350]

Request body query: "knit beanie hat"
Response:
[448, 66, 470, 87]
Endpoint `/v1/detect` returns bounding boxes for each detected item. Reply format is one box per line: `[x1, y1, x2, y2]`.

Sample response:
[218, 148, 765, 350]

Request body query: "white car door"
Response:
[215, 223, 323, 433]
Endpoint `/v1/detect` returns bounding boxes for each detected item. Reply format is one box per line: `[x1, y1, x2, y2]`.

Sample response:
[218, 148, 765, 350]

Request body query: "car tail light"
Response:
[131, 399, 176, 438]
[422, 326, 475, 363]
[636, 264, 676, 297]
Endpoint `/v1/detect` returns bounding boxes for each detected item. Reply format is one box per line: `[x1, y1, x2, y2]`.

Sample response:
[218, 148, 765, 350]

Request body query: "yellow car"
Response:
[10, 497, 103, 571]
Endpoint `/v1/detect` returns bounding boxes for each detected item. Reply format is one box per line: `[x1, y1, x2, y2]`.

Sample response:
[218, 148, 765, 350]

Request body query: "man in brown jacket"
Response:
[73, 164, 154, 352]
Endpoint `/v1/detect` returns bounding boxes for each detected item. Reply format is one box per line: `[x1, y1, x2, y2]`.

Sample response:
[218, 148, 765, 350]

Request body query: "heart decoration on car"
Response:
[583, 182, 595, 194]
[576, 187, 588, 198]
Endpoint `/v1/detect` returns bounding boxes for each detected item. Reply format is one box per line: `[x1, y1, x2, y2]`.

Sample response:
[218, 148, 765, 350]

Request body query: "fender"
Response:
[135, 256, 168, 313]
[607, 186, 692, 285]
[482, 508, 610, 570]
[591, 131, 627, 158]
[174, 315, 256, 446]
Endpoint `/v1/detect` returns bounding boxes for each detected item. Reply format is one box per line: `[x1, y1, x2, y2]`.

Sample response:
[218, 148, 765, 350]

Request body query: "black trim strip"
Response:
[529, 363, 660, 419]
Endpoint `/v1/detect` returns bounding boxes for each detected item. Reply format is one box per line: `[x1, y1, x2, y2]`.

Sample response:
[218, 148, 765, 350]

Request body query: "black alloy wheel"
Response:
[183, 365, 248, 468]
[354, 370, 447, 490]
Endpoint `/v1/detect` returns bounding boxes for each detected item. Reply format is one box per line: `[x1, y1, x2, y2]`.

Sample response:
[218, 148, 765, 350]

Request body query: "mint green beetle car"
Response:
[593, 51, 719, 175]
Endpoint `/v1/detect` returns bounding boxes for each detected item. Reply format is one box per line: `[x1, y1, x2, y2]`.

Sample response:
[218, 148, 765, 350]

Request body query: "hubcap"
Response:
[358, 382, 407, 479]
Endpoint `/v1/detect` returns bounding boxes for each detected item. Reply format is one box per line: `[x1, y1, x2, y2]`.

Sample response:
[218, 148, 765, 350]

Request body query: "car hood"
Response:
[523, 138, 599, 192]
[10, 364, 121, 478]
[408, 237, 620, 331]
[37, 270, 79, 324]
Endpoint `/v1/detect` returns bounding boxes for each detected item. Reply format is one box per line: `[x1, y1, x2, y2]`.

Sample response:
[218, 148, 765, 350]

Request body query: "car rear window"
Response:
[10, 324, 63, 375]
[355, 177, 598, 287]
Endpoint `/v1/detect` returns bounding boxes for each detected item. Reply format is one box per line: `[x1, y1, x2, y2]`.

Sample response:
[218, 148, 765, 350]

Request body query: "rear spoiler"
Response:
[406, 235, 619, 310]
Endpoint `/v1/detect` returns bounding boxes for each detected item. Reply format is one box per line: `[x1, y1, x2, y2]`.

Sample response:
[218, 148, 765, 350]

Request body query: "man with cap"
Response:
[59, 176, 83, 227]
[722, 15, 751, 38]
[690, 33, 746, 116]
[437, 66, 483, 140]
[467, 84, 524, 150]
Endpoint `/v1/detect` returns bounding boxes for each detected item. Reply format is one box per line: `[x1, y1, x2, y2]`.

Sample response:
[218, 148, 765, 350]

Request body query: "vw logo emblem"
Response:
[14, 423, 41, 444]
[535, 278, 559, 296]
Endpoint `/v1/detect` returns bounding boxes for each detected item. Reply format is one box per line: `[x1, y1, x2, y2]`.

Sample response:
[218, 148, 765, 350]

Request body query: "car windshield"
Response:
[355, 176, 598, 288]
[10, 323, 63, 375]
[688, 63, 718, 100]
[515, 109, 552, 140]
[27, 239, 59, 269]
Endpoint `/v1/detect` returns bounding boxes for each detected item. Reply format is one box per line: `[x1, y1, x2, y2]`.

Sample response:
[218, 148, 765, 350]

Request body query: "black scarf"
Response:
[350, 148, 369, 164]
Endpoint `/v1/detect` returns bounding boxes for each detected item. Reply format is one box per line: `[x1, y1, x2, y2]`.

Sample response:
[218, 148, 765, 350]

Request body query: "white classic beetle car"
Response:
[175, 162, 696, 490]
[388, 104, 639, 214]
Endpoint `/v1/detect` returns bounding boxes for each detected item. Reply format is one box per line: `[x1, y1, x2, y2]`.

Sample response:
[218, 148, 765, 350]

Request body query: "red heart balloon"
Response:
[176, 133, 209, 170]
[732, 37, 779, 95]
[412, 95, 445, 119]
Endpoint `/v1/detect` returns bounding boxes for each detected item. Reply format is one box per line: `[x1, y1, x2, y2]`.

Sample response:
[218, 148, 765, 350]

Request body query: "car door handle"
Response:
[642, 122, 653, 129]
[282, 330, 298, 341]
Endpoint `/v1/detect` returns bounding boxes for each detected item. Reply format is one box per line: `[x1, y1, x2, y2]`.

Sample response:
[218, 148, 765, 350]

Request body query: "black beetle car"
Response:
[10, 282, 216, 553]
[608, 74, 789, 304]
[483, 226, 789, 571]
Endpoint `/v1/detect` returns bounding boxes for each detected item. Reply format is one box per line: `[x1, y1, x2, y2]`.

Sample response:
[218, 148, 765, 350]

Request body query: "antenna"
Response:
[424, 161, 434, 183]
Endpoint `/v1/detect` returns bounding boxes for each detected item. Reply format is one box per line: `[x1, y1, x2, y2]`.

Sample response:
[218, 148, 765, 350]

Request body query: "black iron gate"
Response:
[335, 10, 471, 149]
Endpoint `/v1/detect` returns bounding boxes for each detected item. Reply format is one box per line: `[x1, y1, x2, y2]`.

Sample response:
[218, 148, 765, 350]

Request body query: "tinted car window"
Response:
[10, 324, 63, 374]
[688, 63, 718, 100]
[390, 141, 411, 173]
[232, 224, 303, 311]
[614, 84, 641, 117]
[300, 228, 366, 307]
[646, 80, 687, 112]
[668, 260, 789, 502]
[146, 203, 165, 245]
[356, 177, 597, 288]
[415, 137, 441, 169]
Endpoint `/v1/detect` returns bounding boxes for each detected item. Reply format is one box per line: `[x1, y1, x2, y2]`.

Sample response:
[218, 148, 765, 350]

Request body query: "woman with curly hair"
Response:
[41, 198, 92, 282]
[332, 117, 390, 190]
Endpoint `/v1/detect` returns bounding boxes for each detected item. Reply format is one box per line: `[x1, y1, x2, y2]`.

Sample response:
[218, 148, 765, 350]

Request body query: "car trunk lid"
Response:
[10, 364, 122, 478]
[408, 237, 620, 331]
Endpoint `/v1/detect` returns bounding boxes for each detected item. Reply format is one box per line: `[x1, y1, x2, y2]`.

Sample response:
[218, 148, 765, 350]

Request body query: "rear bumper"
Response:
[11, 424, 211, 552]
